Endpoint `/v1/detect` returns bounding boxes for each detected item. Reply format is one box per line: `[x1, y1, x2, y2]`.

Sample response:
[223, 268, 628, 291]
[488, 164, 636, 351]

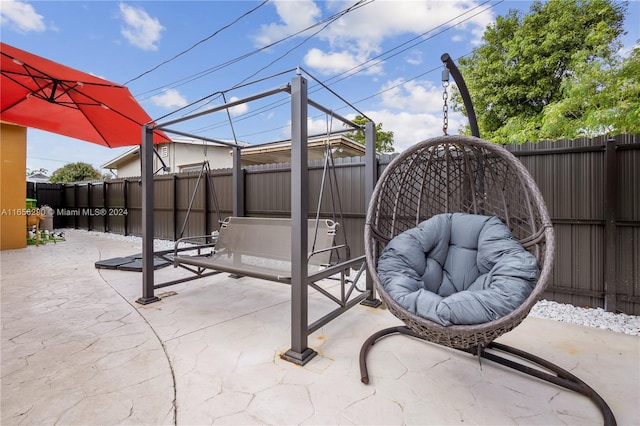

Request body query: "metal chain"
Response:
[442, 67, 450, 136]
[442, 81, 449, 136]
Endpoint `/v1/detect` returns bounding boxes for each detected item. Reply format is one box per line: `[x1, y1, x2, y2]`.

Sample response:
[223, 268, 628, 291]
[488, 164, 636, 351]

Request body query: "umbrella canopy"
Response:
[0, 42, 170, 147]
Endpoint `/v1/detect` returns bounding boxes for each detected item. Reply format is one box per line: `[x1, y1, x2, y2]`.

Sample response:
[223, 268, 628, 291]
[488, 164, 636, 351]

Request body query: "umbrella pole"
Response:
[137, 125, 160, 304]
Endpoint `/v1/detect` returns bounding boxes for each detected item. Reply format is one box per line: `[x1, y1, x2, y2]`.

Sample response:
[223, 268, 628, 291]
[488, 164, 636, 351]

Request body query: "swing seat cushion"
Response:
[377, 213, 540, 326]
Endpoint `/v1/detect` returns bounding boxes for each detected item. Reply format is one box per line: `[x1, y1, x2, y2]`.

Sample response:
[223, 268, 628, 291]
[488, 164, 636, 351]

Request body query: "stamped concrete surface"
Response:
[1, 232, 174, 425]
[2, 230, 639, 425]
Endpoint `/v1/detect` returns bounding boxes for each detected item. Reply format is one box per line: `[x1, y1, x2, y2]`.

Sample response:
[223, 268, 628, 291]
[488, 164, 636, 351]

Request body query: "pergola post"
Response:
[137, 124, 160, 305]
[362, 120, 381, 308]
[281, 74, 316, 365]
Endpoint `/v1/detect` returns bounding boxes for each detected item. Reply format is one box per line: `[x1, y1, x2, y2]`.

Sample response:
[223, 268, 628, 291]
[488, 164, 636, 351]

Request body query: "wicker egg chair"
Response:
[360, 134, 615, 425]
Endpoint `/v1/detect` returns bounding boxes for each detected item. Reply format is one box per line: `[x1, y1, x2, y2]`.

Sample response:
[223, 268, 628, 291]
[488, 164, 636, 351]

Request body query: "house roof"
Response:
[101, 135, 367, 169]
[101, 146, 139, 169]
[27, 173, 50, 183]
[101, 137, 242, 169]
[240, 135, 366, 166]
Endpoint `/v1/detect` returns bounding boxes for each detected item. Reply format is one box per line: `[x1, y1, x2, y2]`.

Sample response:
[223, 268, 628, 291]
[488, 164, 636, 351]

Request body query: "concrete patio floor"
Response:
[1, 230, 638, 425]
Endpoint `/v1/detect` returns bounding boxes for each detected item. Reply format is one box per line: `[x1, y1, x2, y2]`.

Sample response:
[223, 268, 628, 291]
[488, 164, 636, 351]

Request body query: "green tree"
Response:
[453, 0, 628, 143]
[540, 44, 640, 138]
[50, 162, 103, 183]
[27, 168, 48, 177]
[345, 115, 395, 152]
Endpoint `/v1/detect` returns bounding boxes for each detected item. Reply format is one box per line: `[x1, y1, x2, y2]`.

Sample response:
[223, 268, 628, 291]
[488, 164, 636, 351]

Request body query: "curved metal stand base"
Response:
[359, 326, 616, 426]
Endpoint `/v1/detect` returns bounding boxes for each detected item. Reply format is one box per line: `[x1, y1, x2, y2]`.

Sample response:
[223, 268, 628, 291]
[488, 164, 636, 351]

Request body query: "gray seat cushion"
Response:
[377, 213, 540, 326]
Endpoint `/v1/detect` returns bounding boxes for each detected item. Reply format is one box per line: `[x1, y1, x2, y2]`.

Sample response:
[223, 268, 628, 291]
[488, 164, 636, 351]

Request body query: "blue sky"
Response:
[2, 0, 639, 175]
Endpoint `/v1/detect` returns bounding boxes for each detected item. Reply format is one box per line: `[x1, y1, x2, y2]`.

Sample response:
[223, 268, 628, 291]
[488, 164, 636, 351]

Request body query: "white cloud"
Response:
[405, 50, 423, 66]
[619, 41, 639, 58]
[228, 97, 249, 117]
[256, 0, 495, 76]
[151, 89, 188, 109]
[281, 116, 343, 140]
[0, 0, 46, 33]
[118, 3, 164, 51]
[379, 79, 444, 113]
[362, 108, 466, 153]
[361, 75, 468, 152]
[306, 116, 327, 137]
[307, 115, 343, 136]
[280, 74, 467, 152]
[253, 0, 321, 46]
[320, 0, 493, 48]
[303, 48, 382, 75]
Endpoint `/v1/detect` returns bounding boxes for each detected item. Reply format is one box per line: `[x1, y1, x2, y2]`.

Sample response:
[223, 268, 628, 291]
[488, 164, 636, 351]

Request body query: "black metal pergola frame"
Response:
[136, 73, 379, 365]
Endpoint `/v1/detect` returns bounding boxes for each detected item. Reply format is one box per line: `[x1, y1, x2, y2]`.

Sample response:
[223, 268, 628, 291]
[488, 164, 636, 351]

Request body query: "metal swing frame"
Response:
[137, 72, 380, 365]
[145, 160, 225, 289]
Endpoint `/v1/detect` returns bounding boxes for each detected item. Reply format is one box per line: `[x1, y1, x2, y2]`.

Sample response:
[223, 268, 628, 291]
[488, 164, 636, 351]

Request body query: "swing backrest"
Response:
[173, 216, 338, 282]
[214, 217, 336, 267]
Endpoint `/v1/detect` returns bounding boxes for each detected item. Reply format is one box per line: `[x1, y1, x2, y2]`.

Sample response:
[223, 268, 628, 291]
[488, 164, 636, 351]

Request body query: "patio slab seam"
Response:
[95, 268, 179, 424]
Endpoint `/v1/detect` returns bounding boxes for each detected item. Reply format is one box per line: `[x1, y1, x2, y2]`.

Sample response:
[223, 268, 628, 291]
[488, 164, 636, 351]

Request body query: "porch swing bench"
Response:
[172, 216, 363, 284]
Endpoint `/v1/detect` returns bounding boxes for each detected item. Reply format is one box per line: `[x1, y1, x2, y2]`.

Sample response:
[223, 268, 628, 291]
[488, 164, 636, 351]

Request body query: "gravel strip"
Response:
[530, 299, 640, 336]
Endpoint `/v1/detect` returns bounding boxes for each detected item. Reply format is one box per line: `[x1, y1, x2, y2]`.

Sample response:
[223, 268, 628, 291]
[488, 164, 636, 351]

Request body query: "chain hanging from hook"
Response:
[442, 66, 450, 136]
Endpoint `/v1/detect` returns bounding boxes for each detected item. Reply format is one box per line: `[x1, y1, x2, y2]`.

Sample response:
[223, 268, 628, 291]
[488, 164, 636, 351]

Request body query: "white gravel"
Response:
[67, 228, 640, 336]
[530, 299, 640, 336]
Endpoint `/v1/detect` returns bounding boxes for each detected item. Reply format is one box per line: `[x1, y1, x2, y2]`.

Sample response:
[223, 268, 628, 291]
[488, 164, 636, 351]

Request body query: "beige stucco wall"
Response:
[169, 143, 232, 172]
[0, 123, 27, 250]
[111, 143, 232, 178]
[114, 159, 141, 178]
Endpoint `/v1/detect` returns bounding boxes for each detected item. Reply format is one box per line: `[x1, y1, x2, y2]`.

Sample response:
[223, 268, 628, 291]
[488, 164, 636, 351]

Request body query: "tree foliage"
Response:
[345, 115, 395, 152]
[26, 168, 48, 177]
[50, 162, 103, 183]
[453, 0, 635, 143]
[541, 45, 640, 138]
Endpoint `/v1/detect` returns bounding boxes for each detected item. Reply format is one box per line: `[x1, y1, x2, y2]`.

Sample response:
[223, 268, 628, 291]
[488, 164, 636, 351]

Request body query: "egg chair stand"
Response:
[360, 326, 615, 425]
[360, 134, 616, 425]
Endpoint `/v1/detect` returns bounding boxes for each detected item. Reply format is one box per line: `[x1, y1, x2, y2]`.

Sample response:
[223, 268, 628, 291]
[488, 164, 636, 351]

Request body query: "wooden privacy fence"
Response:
[30, 134, 640, 315]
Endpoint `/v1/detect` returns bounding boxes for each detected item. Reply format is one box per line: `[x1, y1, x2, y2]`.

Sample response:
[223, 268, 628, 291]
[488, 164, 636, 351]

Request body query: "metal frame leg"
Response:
[137, 125, 160, 305]
[282, 74, 317, 366]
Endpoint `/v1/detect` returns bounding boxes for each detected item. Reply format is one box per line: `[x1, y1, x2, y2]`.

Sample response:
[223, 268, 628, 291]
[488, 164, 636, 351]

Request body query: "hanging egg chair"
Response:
[358, 54, 616, 425]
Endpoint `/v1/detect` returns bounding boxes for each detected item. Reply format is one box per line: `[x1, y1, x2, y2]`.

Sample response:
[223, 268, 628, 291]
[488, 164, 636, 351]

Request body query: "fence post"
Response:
[604, 137, 618, 312]
[74, 184, 79, 229]
[124, 180, 129, 236]
[173, 175, 178, 241]
[103, 182, 108, 232]
[88, 182, 93, 231]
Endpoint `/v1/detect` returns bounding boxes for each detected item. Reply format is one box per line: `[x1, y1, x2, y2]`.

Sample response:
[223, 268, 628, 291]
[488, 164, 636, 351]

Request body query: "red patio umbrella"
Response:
[0, 42, 170, 147]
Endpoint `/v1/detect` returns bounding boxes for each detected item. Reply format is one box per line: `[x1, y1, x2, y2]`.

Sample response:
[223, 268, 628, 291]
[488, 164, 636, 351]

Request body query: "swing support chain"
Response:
[442, 66, 450, 136]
